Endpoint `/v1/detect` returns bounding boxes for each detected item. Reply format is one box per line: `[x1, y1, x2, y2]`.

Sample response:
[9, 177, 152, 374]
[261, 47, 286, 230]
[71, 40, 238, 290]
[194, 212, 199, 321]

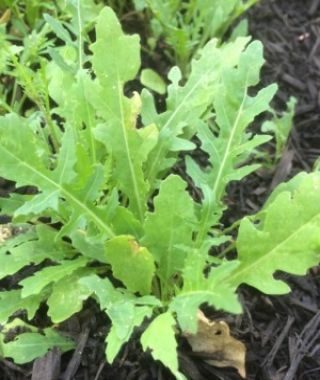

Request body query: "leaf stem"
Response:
[217, 241, 235, 258]
[221, 219, 242, 235]
[77, 0, 83, 70]
[10, 80, 19, 109]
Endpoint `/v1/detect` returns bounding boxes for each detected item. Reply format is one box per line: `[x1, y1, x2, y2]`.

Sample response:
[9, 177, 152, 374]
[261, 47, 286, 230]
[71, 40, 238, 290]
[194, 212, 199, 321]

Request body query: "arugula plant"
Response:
[0, 1, 58, 29]
[0, 6, 319, 379]
[135, 0, 258, 75]
[0, 0, 103, 116]
[0, 0, 102, 29]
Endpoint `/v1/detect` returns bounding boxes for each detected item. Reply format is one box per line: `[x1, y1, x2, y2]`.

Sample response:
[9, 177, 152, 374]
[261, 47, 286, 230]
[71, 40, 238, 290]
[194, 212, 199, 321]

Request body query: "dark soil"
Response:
[1, 0, 320, 379]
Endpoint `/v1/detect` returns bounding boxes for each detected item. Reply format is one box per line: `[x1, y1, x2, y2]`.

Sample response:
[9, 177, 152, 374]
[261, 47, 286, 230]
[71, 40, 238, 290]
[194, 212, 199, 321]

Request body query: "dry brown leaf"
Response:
[184, 310, 246, 378]
[0, 224, 13, 244]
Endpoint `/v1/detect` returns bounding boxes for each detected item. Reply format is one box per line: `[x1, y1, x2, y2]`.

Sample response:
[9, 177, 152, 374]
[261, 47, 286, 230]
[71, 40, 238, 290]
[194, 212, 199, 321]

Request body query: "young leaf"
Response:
[106, 303, 152, 363]
[44, 13, 74, 46]
[141, 312, 185, 380]
[143, 0, 258, 71]
[79, 275, 157, 363]
[47, 67, 99, 165]
[105, 235, 155, 295]
[262, 97, 296, 160]
[229, 172, 320, 294]
[171, 256, 241, 333]
[143, 37, 252, 191]
[89, 7, 150, 222]
[188, 41, 277, 246]
[142, 175, 196, 286]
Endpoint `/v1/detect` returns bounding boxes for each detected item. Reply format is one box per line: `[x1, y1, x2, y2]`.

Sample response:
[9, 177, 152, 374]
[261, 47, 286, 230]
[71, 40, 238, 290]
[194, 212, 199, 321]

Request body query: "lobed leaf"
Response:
[0, 114, 115, 237]
[0, 5, 314, 379]
[20, 257, 89, 298]
[0, 225, 70, 280]
[229, 172, 320, 294]
[47, 269, 95, 323]
[171, 256, 241, 333]
[79, 274, 125, 310]
[80, 274, 160, 363]
[142, 37, 252, 191]
[142, 175, 196, 286]
[89, 7, 152, 222]
[262, 97, 296, 160]
[1, 328, 75, 364]
[0, 290, 45, 324]
[188, 41, 277, 247]
[106, 303, 152, 363]
[141, 312, 186, 380]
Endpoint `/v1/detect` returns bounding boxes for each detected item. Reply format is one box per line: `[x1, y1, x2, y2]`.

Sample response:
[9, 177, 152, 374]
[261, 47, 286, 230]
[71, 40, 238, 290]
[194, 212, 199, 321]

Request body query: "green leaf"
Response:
[105, 235, 155, 295]
[79, 274, 124, 309]
[143, 38, 252, 190]
[14, 124, 77, 217]
[0, 225, 69, 280]
[188, 41, 277, 247]
[0, 194, 33, 217]
[47, 67, 100, 166]
[142, 175, 196, 284]
[20, 257, 89, 298]
[106, 303, 152, 363]
[54, 125, 78, 185]
[14, 191, 59, 218]
[0, 113, 115, 237]
[264, 171, 309, 207]
[144, 0, 258, 70]
[1, 318, 38, 335]
[230, 19, 249, 40]
[0, 290, 45, 324]
[89, 7, 150, 222]
[79, 274, 156, 363]
[109, 205, 144, 238]
[141, 68, 166, 95]
[58, 164, 107, 239]
[1, 4, 314, 376]
[133, 0, 146, 11]
[0, 114, 51, 189]
[141, 312, 185, 380]
[171, 254, 241, 333]
[47, 269, 94, 323]
[262, 97, 296, 159]
[70, 229, 107, 263]
[44, 13, 74, 45]
[1, 328, 75, 364]
[229, 172, 320, 294]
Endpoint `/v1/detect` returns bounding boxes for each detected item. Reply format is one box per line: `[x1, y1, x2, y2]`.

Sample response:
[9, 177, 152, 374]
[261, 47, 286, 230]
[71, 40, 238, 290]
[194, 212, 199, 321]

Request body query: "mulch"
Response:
[1, 0, 320, 379]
